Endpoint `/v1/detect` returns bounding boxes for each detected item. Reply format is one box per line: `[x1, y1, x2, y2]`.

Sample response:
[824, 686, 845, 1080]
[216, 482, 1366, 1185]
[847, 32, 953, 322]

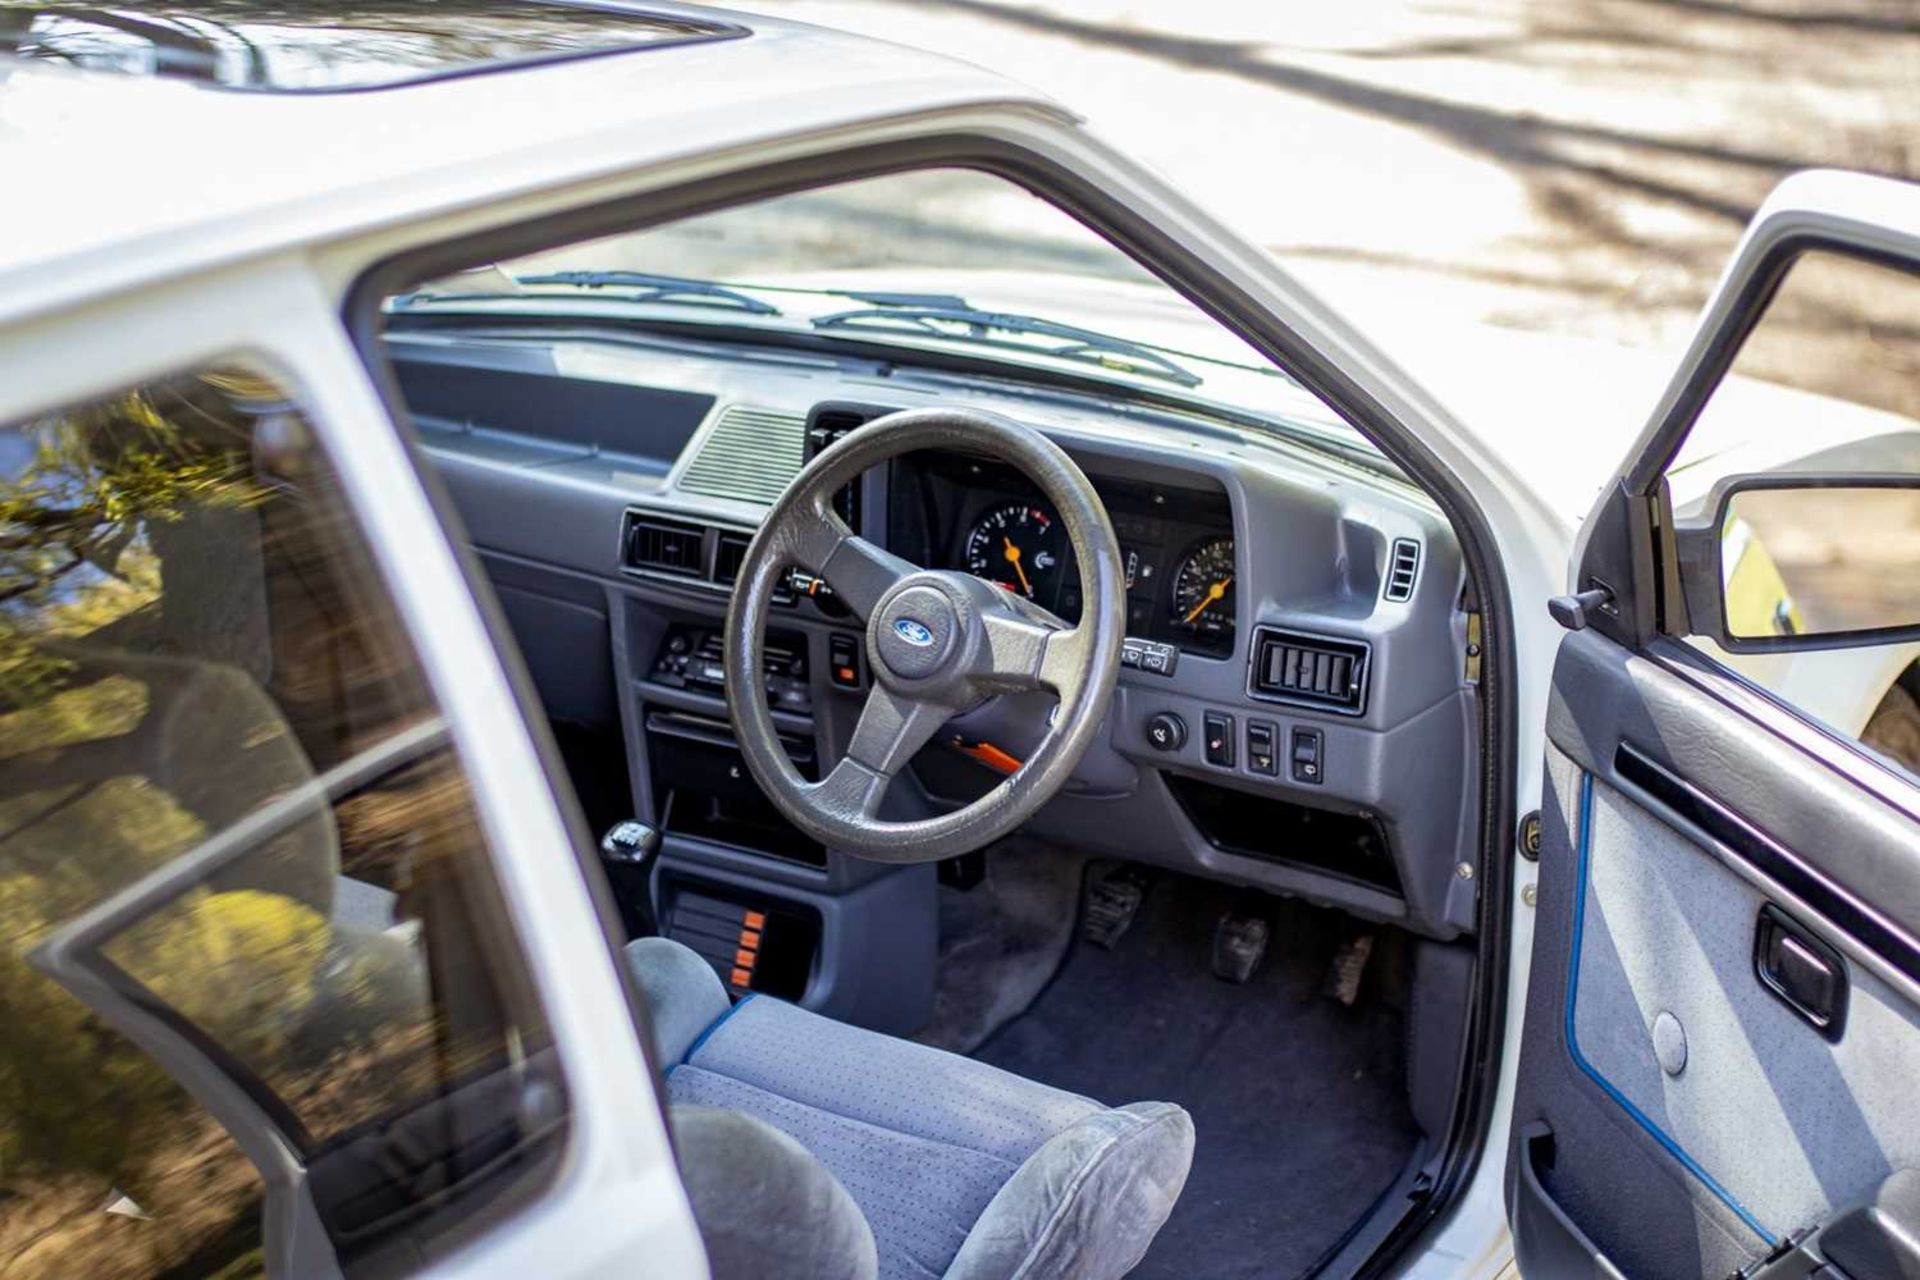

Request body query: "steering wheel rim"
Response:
[724, 407, 1124, 864]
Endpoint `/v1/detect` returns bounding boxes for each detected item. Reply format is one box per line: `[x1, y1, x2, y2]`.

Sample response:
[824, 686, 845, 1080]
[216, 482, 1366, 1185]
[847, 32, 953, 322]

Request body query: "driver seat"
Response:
[628, 938, 1195, 1280]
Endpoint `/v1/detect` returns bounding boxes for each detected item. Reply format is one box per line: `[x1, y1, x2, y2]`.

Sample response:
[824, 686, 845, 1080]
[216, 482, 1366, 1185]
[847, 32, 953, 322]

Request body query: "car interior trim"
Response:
[336, 129, 1519, 1277]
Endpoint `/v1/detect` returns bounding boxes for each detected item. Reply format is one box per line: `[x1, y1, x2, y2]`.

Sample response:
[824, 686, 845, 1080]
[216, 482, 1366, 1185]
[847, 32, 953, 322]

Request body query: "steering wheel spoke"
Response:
[982, 607, 1084, 698]
[843, 684, 952, 779]
[790, 502, 918, 620]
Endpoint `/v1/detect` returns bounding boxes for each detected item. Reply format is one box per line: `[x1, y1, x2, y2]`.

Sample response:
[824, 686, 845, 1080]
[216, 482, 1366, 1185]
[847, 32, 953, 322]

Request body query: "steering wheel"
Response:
[725, 408, 1125, 864]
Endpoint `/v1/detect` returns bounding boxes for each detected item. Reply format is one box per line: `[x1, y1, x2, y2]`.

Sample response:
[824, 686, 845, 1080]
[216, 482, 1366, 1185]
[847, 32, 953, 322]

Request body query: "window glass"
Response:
[401, 168, 1373, 464]
[0, 367, 563, 1277]
[0, 1, 735, 92]
[1668, 251, 1920, 777]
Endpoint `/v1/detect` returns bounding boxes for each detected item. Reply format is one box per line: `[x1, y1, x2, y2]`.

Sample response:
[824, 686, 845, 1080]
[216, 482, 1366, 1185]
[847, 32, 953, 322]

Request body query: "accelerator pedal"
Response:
[1323, 929, 1376, 1006]
[1081, 865, 1154, 949]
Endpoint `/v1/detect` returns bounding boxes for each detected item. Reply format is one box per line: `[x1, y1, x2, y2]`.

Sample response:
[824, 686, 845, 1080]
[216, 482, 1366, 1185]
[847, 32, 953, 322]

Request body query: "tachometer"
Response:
[964, 501, 1064, 601]
[1170, 537, 1235, 637]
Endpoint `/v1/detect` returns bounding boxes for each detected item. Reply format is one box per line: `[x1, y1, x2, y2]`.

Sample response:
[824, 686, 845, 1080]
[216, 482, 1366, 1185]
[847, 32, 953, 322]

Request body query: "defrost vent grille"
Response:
[678, 405, 807, 506]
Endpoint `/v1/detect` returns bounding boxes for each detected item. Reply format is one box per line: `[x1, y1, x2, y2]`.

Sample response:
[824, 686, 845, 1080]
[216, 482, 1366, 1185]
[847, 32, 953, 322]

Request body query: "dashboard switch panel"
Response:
[1204, 712, 1235, 768]
[1290, 728, 1324, 784]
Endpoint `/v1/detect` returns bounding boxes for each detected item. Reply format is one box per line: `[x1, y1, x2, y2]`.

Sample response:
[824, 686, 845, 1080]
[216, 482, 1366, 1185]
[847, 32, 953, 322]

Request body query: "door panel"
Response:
[1511, 629, 1920, 1278]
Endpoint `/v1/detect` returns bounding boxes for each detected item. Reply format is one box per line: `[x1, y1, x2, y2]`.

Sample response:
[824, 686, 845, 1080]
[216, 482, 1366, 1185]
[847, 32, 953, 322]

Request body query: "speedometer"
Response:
[1170, 537, 1235, 638]
[965, 501, 1064, 601]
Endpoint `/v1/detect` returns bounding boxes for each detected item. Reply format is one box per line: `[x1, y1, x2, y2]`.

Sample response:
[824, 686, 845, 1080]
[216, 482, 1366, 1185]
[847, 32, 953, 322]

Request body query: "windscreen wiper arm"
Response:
[810, 306, 1201, 387]
[512, 270, 779, 316]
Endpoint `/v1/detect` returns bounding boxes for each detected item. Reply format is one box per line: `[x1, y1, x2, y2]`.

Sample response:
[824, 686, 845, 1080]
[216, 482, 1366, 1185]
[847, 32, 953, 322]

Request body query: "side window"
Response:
[0, 367, 565, 1277]
[1667, 251, 1920, 778]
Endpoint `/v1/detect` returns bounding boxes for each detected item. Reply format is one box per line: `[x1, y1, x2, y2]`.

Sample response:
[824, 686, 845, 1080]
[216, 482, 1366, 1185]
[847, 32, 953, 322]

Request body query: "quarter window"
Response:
[0, 366, 564, 1277]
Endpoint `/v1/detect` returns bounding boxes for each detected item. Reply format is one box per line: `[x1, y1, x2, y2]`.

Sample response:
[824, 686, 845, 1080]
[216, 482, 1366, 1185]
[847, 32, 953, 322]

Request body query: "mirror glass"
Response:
[1722, 483, 1920, 640]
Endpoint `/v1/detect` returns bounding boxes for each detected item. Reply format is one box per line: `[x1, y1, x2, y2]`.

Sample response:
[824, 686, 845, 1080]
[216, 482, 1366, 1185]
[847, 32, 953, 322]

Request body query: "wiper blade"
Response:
[511, 270, 779, 316]
[810, 306, 1201, 388]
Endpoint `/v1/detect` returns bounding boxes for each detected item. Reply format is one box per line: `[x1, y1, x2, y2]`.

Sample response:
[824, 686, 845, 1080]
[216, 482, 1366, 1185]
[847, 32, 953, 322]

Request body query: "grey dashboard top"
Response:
[391, 326, 1482, 939]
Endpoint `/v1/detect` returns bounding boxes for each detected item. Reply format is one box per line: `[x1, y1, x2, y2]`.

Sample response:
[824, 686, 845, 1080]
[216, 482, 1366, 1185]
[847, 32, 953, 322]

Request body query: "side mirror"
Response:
[1674, 473, 1920, 653]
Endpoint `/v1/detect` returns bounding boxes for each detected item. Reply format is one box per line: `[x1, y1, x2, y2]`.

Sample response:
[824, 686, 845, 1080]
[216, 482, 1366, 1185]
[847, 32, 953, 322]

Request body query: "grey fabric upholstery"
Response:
[626, 935, 732, 1065]
[945, 1102, 1194, 1280]
[670, 1103, 879, 1280]
[639, 954, 1193, 1280]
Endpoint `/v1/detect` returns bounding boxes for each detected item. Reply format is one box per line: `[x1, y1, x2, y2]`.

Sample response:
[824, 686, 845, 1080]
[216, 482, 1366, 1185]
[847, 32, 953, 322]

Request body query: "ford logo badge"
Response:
[894, 618, 935, 647]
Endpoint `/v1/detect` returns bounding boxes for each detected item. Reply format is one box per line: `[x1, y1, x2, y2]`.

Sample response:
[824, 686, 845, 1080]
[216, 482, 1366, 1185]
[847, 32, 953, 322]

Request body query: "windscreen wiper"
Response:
[512, 270, 779, 316]
[810, 306, 1201, 388]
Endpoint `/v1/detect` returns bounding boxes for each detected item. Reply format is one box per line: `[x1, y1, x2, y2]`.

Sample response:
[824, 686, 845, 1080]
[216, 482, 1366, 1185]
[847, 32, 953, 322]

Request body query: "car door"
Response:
[1506, 170, 1920, 1280]
[0, 262, 705, 1279]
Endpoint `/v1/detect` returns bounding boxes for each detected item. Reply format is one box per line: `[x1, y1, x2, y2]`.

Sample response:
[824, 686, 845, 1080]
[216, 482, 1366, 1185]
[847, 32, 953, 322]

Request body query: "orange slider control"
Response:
[731, 911, 768, 990]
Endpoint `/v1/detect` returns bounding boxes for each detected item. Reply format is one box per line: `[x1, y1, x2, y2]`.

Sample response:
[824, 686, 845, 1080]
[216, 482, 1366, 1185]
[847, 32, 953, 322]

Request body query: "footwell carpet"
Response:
[975, 876, 1419, 1280]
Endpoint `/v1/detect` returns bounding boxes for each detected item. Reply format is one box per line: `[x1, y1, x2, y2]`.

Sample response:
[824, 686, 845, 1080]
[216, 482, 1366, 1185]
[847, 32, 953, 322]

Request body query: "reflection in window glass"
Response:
[0, 1, 735, 92]
[1668, 251, 1920, 779]
[0, 368, 562, 1277]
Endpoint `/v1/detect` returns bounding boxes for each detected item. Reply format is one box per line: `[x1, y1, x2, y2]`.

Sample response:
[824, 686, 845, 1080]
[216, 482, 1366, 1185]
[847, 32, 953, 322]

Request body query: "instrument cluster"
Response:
[890, 452, 1237, 657]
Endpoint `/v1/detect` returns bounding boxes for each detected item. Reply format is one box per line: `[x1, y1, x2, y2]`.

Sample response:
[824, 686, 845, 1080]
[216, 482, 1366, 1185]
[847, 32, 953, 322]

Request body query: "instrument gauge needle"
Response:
[1003, 536, 1034, 597]
[1183, 576, 1231, 624]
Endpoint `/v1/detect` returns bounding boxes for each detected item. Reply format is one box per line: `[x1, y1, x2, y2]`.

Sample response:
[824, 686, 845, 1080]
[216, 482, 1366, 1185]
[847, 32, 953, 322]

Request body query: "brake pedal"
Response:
[1210, 912, 1270, 984]
[1081, 866, 1152, 949]
[1324, 930, 1376, 1006]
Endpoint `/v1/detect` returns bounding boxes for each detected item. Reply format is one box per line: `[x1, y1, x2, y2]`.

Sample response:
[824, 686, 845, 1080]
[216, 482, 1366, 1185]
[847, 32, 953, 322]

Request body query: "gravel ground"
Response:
[724, 0, 1917, 411]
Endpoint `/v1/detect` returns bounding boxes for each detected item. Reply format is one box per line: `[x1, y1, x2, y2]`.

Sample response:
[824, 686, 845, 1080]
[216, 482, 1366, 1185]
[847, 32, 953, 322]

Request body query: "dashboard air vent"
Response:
[627, 516, 706, 577]
[678, 405, 807, 506]
[808, 405, 886, 531]
[1249, 627, 1370, 716]
[1383, 538, 1420, 602]
[713, 531, 752, 587]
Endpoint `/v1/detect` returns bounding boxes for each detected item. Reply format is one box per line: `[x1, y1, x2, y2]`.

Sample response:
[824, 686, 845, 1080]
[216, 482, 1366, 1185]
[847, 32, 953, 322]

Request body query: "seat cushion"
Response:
[669, 1103, 879, 1280]
[657, 982, 1193, 1280]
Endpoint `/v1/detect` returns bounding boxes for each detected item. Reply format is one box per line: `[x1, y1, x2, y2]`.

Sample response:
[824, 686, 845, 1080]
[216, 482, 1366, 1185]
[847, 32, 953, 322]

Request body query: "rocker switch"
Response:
[1247, 721, 1277, 776]
[1203, 712, 1234, 768]
[1290, 728, 1324, 784]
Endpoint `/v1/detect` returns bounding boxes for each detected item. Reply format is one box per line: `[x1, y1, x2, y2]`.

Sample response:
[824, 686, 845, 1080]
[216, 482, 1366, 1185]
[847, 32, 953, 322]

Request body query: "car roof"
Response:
[0, 1, 1066, 326]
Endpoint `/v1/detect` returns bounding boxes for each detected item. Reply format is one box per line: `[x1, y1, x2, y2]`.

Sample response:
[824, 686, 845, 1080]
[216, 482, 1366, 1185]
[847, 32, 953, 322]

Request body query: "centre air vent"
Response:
[1248, 627, 1370, 716]
[713, 531, 752, 587]
[1383, 538, 1421, 602]
[627, 516, 706, 577]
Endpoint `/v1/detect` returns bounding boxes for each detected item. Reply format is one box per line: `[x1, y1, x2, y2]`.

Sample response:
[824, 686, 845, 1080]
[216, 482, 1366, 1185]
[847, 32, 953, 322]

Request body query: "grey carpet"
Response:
[974, 873, 1419, 1280]
[915, 840, 1084, 1053]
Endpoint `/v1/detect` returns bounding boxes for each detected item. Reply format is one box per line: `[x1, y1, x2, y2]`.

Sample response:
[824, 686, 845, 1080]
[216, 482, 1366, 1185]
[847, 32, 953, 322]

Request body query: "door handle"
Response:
[1754, 904, 1849, 1041]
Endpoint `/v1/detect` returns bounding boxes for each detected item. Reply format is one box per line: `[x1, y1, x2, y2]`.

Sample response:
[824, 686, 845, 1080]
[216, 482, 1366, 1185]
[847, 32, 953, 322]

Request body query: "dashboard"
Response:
[888, 451, 1237, 656]
[387, 323, 1481, 956]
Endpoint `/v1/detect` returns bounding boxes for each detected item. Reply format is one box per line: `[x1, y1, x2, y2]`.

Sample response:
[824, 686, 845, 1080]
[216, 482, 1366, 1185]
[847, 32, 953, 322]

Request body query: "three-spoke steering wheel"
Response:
[724, 408, 1125, 864]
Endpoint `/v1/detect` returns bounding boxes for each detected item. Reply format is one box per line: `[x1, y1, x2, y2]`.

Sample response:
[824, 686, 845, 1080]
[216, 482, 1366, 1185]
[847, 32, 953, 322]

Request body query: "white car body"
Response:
[0, 7, 1909, 1278]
